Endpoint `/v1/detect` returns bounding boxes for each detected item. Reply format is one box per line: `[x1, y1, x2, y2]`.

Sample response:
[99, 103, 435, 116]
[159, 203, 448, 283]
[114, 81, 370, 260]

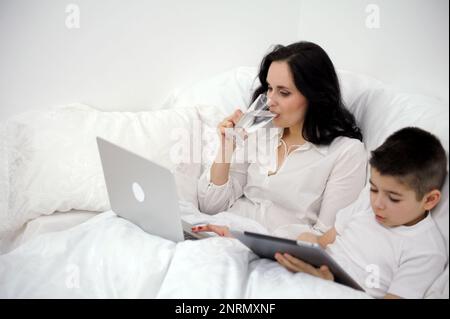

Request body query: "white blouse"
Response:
[197, 128, 368, 239]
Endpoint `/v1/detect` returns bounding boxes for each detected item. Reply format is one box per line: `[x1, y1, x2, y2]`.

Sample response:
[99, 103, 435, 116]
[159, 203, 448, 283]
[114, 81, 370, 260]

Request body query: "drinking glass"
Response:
[227, 93, 276, 145]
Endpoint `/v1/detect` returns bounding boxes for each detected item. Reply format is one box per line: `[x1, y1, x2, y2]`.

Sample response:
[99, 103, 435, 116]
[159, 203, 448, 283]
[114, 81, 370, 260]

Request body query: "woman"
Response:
[195, 41, 367, 239]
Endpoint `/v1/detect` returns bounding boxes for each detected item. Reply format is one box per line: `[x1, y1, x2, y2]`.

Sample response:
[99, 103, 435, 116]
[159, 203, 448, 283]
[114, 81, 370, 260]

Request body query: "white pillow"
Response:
[342, 85, 449, 156]
[163, 66, 260, 121]
[426, 175, 449, 299]
[337, 70, 385, 111]
[0, 104, 201, 238]
[161, 67, 261, 180]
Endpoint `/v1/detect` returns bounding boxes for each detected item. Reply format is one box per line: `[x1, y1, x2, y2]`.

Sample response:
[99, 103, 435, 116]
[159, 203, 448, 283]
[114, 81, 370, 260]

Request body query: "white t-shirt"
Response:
[197, 128, 367, 238]
[327, 203, 447, 299]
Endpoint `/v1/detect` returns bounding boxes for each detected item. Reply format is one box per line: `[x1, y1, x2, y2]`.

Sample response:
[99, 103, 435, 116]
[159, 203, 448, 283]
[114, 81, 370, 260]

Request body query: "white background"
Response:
[0, 0, 448, 120]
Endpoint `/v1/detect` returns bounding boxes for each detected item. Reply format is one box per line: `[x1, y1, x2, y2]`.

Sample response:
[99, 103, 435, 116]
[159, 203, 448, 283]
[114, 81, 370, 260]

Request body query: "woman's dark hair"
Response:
[252, 41, 362, 145]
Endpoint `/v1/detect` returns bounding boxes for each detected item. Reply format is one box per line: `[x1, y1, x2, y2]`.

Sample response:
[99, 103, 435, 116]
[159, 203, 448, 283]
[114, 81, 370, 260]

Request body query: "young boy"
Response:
[274, 127, 448, 299]
[193, 127, 448, 299]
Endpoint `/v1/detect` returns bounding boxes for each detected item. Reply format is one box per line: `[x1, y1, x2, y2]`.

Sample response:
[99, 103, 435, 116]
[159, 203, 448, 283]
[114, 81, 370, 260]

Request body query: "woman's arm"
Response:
[197, 109, 249, 214]
[210, 139, 235, 185]
[192, 224, 232, 237]
[318, 227, 337, 248]
[210, 110, 242, 185]
[197, 161, 249, 214]
[297, 227, 337, 249]
[313, 140, 367, 233]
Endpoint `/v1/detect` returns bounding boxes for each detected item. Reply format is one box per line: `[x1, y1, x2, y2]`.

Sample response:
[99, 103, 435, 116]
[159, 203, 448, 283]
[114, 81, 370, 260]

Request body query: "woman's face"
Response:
[266, 61, 308, 128]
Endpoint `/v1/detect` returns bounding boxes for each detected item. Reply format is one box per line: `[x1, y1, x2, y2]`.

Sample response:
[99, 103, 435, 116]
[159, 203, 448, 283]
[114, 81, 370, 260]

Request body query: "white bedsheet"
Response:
[0, 202, 370, 299]
[0, 210, 97, 254]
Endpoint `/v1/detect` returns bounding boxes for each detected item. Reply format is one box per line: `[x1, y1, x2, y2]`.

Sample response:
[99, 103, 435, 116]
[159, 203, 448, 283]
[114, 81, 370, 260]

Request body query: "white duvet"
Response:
[0, 202, 369, 299]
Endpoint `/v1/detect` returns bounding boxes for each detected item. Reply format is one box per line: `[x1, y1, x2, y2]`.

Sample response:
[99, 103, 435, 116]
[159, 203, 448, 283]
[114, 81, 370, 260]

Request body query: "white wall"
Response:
[298, 0, 449, 103]
[0, 0, 301, 120]
[1, 0, 449, 121]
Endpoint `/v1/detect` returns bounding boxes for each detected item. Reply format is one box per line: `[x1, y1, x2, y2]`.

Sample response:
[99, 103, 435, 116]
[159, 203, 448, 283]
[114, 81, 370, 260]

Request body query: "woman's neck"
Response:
[283, 122, 305, 145]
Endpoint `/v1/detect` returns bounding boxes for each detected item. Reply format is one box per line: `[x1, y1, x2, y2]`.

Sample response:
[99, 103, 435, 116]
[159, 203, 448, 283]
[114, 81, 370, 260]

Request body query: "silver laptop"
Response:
[96, 137, 209, 242]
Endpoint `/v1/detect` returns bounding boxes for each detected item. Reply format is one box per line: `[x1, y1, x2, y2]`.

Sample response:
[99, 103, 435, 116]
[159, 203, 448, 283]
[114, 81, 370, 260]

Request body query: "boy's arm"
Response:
[386, 251, 446, 299]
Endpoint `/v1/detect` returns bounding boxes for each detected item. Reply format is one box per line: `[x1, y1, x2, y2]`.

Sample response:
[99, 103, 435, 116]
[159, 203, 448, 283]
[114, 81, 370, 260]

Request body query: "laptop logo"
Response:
[132, 182, 146, 202]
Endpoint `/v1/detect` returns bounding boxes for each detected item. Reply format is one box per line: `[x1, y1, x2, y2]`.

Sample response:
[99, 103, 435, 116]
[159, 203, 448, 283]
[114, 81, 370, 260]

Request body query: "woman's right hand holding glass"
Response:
[216, 109, 244, 163]
[217, 109, 244, 145]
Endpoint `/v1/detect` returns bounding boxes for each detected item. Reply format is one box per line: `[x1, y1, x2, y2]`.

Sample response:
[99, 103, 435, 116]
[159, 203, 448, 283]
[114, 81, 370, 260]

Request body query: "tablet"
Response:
[232, 230, 364, 291]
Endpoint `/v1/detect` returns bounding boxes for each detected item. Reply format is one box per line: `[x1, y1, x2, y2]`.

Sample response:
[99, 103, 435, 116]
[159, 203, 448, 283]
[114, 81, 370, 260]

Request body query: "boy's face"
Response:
[369, 168, 429, 227]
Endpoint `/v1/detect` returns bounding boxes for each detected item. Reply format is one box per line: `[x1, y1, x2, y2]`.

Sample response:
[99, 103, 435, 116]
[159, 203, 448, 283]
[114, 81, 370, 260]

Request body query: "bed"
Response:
[0, 67, 448, 298]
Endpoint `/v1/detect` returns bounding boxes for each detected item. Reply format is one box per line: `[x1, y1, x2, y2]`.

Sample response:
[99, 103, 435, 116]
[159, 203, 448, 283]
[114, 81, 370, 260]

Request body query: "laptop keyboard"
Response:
[183, 231, 198, 240]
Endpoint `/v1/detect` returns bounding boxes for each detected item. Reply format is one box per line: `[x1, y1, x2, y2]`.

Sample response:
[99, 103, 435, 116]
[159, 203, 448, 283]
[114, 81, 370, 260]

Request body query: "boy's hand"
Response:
[191, 224, 232, 237]
[274, 253, 334, 281]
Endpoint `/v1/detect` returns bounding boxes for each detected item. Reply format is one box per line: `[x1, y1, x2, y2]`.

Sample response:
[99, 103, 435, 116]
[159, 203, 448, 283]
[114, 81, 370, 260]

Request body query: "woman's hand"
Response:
[191, 224, 232, 237]
[297, 232, 319, 244]
[297, 228, 337, 249]
[274, 253, 334, 281]
[217, 109, 244, 146]
[213, 109, 244, 166]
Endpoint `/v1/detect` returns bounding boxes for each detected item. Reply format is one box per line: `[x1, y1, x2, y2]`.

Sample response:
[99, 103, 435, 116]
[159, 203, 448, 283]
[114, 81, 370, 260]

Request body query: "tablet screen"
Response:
[233, 231, 364, 291]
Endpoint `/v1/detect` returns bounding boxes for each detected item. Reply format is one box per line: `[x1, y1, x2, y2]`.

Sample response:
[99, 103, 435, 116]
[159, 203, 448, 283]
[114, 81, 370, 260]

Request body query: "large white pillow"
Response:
[425, 175, 449, 299]
[162, 66, 260, 121]
[340, 75, 449, 156]
[0, 104, 201, 239]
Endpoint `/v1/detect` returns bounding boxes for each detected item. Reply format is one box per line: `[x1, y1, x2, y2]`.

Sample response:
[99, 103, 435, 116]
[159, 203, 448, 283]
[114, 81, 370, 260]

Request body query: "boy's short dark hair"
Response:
[370, 127, 448, 200]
